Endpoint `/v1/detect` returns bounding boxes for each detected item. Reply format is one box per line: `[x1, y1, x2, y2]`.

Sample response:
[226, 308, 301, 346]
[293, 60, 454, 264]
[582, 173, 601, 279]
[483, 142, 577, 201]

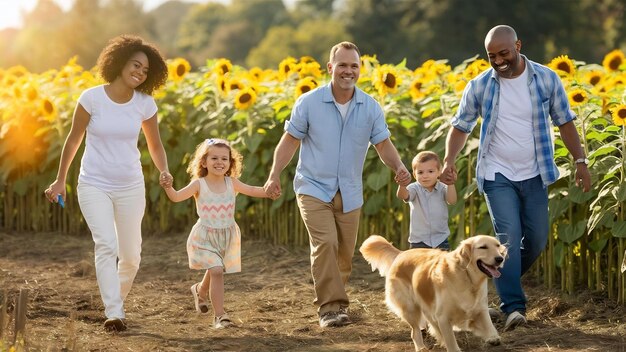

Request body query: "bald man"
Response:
[440, 25, 591, 331]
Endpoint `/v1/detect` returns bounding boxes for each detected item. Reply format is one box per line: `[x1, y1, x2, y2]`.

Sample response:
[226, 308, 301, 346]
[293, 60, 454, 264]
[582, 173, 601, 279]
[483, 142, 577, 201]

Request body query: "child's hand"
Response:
[160, 171, 173, 188]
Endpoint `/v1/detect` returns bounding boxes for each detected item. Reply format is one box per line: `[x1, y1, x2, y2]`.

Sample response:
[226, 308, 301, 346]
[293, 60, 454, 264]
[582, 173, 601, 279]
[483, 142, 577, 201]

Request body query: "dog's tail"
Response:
[359, 235, 401, 277]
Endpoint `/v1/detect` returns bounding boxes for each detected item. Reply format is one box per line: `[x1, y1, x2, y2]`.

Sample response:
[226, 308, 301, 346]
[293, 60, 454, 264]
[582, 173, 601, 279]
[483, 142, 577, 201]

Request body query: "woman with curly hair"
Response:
[44, 35, 172, 332]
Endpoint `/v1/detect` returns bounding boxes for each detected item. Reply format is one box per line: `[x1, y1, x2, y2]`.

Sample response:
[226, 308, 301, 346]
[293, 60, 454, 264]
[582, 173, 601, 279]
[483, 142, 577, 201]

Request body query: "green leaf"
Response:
[548, 197, 569, 220]
[568, 184, 595, 204]
[363, 193, 386, 216]
[616, 182, 626, 202]
[230, 111, 249, 122]
[149, 185, 161, 202]
[611, 221, 626, 238]
[585, 130, 614, 143]
[366, 168, 391, 192]
[588, 203, 617, 233]
[589, 145, 619, 159]
[557, 220, 586, 243]
[243, 133, 264, 154]
[12, 178, 29, 196]
[399, 119, 418, 129]
[553, 241, 565, 268]
[276, 109, 292, 122]
[588, 238, 608, 252]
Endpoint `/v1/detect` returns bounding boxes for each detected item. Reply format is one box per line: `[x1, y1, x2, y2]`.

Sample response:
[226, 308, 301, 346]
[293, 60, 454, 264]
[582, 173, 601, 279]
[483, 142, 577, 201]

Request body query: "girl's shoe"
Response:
[214, 313, 233, 329]
[191, 283, 210, 314]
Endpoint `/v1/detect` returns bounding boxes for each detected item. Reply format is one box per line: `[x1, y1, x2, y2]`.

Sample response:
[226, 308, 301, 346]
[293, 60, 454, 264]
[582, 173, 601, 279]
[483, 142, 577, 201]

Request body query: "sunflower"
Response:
[409, 78, 426, 101]
[234, 87, 257, 110]
[372, 65, 402, 96]
[24, 82, 39, 102]
[360, 54, 379, 77]
[548, 55, 575, 76]
[567, 88, 588, 106]
[248, 67, 265, 82]
[463, 59, 490, 80]
[297, 61, 322, 78]
[611, 104, 626, 126]
[299, 56, 316, 64]
[0, 110, 48, 167]
[601, 73, 626, 94]
[417, 59, 451, 78]
[213, 58, 233, 76]
[168, 58, 191, 82]
[602, 49, 625, 72]
[454, 80, 468, 94]
[278, 57, 298, 81]
[6, 65, 28, 78]
[216, 75, 228, 96]
[227, 78, 245, 92]
[40, 98, 57, 121]
[295, 77, 318, 98]
[583, 70, 604, 86]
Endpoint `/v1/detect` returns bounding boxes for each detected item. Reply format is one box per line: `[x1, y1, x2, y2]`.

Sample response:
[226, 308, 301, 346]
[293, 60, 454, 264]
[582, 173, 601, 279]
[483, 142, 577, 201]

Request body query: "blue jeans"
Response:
[410, 239, 450, 250]
[483, 173, 548, 315]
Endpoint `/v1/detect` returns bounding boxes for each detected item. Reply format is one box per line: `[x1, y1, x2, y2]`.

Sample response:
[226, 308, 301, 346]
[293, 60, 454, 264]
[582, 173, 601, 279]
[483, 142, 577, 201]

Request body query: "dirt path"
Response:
[1, 232, 624, 351]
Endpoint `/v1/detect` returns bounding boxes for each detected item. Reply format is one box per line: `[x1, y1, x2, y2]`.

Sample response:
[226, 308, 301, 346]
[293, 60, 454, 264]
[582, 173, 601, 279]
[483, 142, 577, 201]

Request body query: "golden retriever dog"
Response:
[360, 235, 507, 352]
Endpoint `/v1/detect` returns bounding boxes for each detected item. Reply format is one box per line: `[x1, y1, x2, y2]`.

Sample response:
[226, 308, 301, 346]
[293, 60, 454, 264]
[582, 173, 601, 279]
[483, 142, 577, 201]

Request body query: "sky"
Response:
[0, 0, 216, 30]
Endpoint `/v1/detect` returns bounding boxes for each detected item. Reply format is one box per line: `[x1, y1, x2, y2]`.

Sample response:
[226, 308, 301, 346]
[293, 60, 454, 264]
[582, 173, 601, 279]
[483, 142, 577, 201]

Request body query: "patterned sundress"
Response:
[187, 177, 241, 273]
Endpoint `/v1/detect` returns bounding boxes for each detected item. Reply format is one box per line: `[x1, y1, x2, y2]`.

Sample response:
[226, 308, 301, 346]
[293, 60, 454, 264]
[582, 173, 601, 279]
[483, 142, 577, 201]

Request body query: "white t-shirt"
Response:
[77, 85, 158, 192]
[485, 66, 539, 181]
[334, 99, 351, 120]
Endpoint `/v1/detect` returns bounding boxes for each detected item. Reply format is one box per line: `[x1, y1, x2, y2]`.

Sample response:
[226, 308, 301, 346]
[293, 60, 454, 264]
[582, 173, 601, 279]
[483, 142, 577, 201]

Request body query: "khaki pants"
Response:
[296, 193, 361, 316]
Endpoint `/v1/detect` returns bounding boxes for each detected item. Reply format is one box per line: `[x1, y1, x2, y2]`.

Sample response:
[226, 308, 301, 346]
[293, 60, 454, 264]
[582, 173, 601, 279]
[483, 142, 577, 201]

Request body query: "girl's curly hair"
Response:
[96, 35, 168, 95]
[186, 139, 243, 180]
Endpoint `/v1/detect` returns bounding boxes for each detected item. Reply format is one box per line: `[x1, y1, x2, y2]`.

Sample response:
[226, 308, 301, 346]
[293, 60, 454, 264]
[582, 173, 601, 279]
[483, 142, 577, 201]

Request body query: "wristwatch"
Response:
[575, 158, 589, 165]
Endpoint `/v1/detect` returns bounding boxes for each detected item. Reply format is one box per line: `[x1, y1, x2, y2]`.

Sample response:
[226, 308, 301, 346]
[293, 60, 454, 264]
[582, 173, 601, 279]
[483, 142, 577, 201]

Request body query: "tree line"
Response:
[1, 0, 624, 72]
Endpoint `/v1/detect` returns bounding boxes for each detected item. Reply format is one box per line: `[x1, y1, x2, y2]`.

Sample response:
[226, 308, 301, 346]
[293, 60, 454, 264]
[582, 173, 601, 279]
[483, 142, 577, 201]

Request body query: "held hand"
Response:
[44, 180, 66, 204]
[264, 177, 282, 200]
[440, 162, 458, 185]
[394, 166, 412, 187]
[160, 171, 173, 189]
[575, 165, 591, 192]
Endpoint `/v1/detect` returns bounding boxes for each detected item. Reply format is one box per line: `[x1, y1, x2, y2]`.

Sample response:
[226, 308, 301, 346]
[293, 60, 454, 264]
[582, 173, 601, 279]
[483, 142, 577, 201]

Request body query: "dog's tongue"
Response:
[487, 266, 501, 278]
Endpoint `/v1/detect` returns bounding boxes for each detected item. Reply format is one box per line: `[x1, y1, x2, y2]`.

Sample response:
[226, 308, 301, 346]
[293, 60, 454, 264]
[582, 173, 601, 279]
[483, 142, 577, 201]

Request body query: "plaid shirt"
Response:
[451, 55, 576, 193]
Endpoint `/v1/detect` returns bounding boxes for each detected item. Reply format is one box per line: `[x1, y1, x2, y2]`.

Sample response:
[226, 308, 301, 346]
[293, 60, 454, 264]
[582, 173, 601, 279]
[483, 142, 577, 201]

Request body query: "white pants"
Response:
[77, 183, 145, 319]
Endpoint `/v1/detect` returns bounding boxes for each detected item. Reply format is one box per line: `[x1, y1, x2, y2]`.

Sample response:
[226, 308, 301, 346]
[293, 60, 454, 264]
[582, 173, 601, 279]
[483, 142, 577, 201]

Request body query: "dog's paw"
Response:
[486, 336, 501, 346]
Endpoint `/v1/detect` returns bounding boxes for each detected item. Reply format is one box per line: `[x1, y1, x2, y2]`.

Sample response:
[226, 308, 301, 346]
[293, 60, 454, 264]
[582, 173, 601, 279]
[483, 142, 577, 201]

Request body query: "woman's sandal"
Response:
[190, 283, 210, 314]
[214, 312, 233, 329]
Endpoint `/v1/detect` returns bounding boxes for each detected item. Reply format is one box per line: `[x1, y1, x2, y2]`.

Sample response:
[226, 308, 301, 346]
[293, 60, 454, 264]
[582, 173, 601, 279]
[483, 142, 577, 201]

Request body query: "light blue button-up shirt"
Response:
[285, 83, 391, 213]
[405, 181, 450, 248]
[451, 55, 576, 193]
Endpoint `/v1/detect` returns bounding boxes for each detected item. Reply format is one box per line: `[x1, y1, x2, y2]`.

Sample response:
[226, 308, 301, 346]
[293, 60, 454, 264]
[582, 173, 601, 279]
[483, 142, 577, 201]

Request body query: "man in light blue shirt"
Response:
[441, 25, 591, 331]
[264, 41, 411, 328]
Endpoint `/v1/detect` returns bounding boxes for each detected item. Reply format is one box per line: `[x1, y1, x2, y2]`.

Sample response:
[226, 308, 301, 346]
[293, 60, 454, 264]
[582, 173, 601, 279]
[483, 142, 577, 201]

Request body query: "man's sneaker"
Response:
[104, 318, 127, 332]
[338, 307, 352, 324]
[319, 311, 345, 328]
[504, 311, 527, 331]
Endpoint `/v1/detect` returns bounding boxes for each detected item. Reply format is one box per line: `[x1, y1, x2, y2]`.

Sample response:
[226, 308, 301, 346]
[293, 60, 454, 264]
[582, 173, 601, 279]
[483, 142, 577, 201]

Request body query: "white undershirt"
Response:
[334, 99, 351, 120]
[485, 66, 539, 181]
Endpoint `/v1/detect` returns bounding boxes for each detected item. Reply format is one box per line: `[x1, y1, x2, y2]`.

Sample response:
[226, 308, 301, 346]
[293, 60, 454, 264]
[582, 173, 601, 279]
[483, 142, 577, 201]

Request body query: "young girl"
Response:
[397, 151, 457, 250]
[161, 138, 269, 329]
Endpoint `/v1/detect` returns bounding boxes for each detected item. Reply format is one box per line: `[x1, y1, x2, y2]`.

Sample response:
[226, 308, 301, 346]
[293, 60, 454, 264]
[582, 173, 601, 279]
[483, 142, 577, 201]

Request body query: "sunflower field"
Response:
[1, 51, 625, 303]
